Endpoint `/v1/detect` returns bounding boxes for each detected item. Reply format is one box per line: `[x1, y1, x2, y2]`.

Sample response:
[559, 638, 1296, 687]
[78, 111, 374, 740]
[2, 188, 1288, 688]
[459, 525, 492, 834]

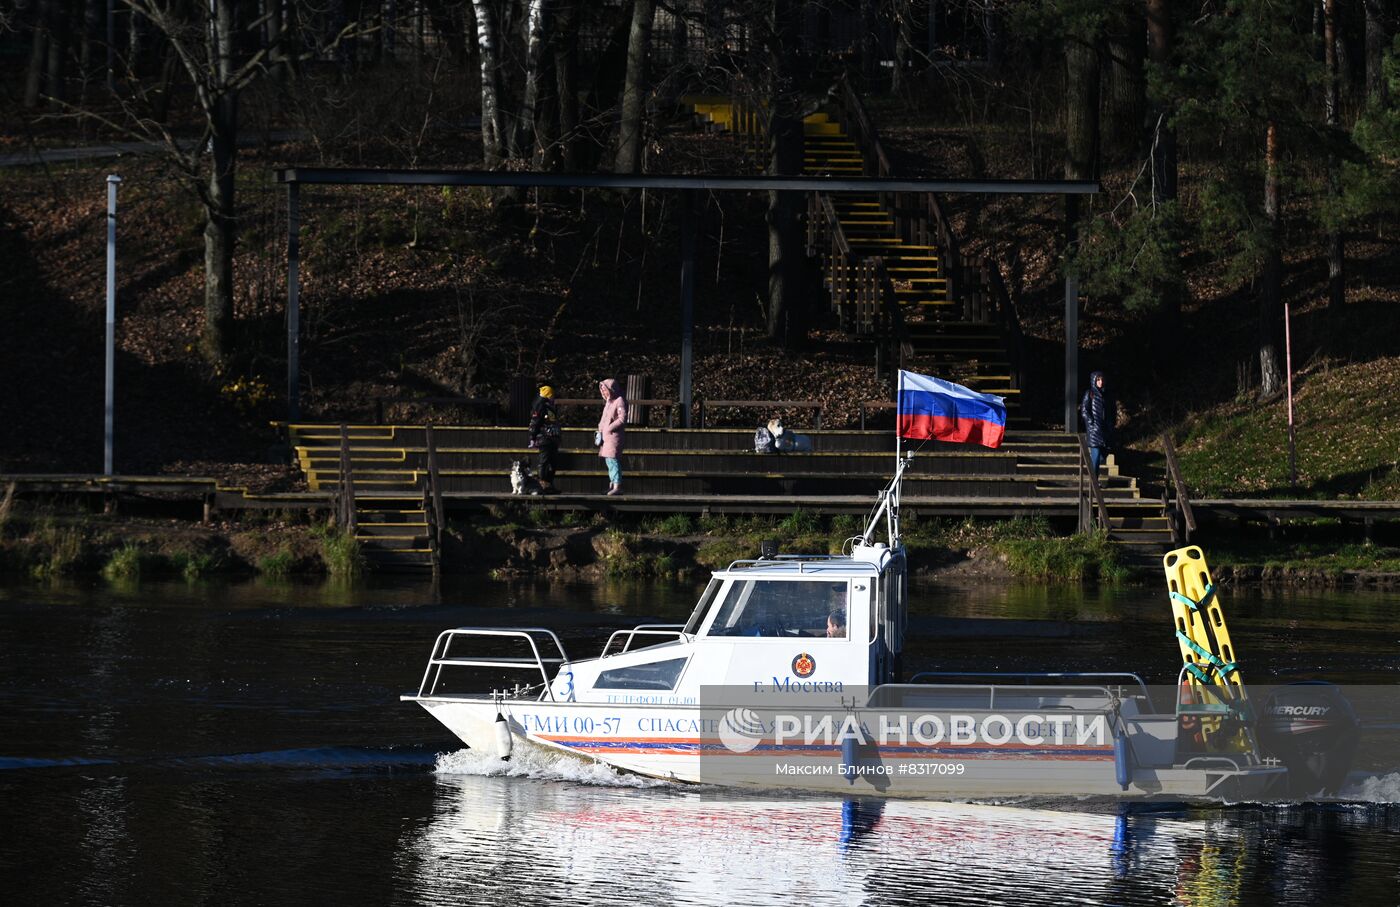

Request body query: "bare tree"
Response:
[58, 1, 360, 362]
[614, 0, 655, 174]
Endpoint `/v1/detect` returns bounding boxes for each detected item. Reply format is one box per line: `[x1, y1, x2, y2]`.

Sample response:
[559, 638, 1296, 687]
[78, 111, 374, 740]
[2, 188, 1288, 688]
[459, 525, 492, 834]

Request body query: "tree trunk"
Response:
[24, 0, 50, 109]
[1259, 122, 1284, 399]
[80, 0, 103, 103]
[471, 0, 505, 167]
[204, 108, 237, 362]
[521, 0, 554, 165]
[383, 0, 397, 61]
[1104, 4, 1145, 161]
[892, 0, 912, 93]
[614, 0, 654, 174]
[203, 0, 239, 363]
[1365, 0, 1389, 105]
[1063, 35, 1100, 181]
[982, 0, 1000, 69]
[859, 0, 877, 81]
[44, 0, 68, 104]
[1145, 0, 1177, 203]
[767, 113, 804, 346]
[554, 0, 579, 170]
[766, 0, 805, 347]
[1325, 0, 1344, 307]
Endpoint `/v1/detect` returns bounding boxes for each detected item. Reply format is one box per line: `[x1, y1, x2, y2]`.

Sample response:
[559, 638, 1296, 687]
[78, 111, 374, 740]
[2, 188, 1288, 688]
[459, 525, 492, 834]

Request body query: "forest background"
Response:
[2, 0, 1398, 502]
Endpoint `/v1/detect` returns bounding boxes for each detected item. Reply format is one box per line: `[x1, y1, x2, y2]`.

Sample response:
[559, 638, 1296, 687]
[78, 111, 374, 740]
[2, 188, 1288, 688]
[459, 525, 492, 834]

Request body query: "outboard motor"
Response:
[1256, 682, 1359, 796]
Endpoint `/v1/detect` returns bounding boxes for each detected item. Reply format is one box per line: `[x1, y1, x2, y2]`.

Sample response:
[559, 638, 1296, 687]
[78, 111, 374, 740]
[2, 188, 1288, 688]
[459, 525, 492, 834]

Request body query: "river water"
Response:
[3, 576, 1399, 905]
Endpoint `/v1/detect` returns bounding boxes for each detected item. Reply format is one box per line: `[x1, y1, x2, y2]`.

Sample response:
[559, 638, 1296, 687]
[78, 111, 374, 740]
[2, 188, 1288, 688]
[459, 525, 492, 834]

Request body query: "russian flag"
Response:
[897, 370, 1006, 449]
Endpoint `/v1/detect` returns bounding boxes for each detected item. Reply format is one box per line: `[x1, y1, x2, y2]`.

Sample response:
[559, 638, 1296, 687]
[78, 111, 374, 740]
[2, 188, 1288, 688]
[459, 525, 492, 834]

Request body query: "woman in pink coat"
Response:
[597, 378, 627, 495]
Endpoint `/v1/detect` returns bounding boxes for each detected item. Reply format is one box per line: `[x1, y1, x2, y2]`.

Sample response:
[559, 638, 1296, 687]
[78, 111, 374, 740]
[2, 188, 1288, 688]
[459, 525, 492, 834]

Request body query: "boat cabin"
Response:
[550, 543, 908, 705]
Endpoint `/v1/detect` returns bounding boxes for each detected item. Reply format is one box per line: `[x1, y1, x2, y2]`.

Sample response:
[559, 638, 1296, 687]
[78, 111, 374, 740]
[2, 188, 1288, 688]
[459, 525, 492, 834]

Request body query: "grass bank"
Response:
[1169, 357, 1400, 500]
[0, 501, 346, 580]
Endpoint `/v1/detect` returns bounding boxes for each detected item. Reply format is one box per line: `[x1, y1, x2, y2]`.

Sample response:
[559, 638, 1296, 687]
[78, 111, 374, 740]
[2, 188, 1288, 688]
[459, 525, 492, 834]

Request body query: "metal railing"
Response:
[1161, 433, 1197, 545]
[415, 628, 571, 700]
[1077, 434, 1111, 533]
[600, 624, 688, 658]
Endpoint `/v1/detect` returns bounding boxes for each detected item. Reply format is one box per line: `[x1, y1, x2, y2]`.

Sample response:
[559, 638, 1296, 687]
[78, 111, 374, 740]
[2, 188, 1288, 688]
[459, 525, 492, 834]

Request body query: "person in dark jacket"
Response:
[528, 385, 562, 494]
[1079, 370, 1117, 475]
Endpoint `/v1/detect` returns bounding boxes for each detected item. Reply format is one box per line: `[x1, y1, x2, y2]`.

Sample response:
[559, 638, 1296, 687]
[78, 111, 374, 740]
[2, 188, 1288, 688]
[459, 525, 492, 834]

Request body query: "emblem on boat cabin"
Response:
[792, 653, 816, 678]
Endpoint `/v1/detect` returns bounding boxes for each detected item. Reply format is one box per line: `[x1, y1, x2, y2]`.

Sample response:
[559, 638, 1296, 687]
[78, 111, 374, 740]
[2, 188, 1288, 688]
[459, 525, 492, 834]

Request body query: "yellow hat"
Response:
[539, 385, 554, 398]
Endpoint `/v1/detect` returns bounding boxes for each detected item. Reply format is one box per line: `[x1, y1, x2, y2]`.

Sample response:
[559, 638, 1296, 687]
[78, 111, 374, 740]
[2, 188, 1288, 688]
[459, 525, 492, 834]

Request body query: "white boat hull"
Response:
[408, 696, 1285, 801]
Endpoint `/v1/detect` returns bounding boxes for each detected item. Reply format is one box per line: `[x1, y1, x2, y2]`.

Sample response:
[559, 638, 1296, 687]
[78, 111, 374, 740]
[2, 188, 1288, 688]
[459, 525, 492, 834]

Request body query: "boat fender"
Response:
[1113, 730, 1132, 791]
[494, 711, 514, 762]
[841, 735, 858, 786]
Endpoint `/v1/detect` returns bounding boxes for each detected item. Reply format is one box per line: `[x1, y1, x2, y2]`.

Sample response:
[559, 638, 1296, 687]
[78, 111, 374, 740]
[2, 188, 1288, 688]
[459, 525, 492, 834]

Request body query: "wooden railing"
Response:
[1077, 434, 1110, 533]
[830, 73, 1025, 389]
[806, 194, 911, 375]
[1161, 433, 1197, 545]
[335, 423, 356, 534]
[423, 425, 445, 569]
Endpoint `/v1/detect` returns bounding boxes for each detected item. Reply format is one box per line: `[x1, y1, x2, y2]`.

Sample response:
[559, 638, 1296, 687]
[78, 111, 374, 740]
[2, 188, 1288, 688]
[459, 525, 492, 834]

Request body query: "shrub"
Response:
[170, 551, 217, 580]
[655, 513, 695, 536]
[317, 528, 364, 579]
[258, 549, 297, 578]
[102, 544, 144, 580]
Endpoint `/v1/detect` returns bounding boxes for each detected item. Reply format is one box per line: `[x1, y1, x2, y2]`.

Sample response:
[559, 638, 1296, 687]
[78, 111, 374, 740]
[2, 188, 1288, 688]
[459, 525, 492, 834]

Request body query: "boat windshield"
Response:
[681, 579, 722, 636]
[704, 579, 848, 639]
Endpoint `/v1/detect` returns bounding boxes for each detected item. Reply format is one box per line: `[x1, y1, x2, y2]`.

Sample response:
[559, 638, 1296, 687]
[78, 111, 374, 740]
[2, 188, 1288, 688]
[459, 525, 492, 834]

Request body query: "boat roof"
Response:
[718, 545, 898, 579]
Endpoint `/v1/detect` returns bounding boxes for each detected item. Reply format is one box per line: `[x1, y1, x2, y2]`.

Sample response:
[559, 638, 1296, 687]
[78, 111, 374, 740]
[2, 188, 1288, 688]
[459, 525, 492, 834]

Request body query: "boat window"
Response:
[705, 579, 849, 639]
[682, 579, 722, 637]
[594, 657, 689, 690]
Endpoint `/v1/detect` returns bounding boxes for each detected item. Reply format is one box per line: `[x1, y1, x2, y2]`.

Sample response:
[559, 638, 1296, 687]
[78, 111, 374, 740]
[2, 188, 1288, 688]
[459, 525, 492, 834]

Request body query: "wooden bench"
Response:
[698, 400, 823, 429]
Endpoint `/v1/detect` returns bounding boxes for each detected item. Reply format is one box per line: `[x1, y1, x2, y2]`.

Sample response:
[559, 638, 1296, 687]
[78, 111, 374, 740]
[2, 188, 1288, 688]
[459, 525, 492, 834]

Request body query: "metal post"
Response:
[287, 180, 301, 422]
[1285, 301, 1296, 487]
[106, 0, 115, 93]
[679, 190, 697, 428]
[1064, 195, 1080, 433]
[105, 174, 121, 476]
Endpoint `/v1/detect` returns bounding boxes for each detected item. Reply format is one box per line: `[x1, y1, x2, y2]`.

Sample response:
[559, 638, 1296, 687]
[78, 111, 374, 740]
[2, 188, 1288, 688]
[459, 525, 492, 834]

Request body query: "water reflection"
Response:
[401, 770, 1400, 907]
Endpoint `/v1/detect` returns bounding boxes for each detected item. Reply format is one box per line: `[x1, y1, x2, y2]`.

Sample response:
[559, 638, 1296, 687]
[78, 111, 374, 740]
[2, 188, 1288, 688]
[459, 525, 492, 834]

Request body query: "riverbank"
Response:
[0, 500, 1123, 584]
[5, 500, 1398, 587]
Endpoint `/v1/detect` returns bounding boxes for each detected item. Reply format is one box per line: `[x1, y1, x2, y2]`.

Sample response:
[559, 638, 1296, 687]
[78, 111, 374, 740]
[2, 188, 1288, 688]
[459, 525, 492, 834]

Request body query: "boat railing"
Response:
[871, 681, 1130, 712]
[601, 625, 688, 658]
[725, 555, 848, 571]
[416, 628, 570, 701]
[909, 672, 1153, 708]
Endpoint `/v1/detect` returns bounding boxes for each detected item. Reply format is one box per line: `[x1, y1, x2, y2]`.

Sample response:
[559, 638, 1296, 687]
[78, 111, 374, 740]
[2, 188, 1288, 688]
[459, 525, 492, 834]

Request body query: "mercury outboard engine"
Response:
[1256, 682, 1359, 796]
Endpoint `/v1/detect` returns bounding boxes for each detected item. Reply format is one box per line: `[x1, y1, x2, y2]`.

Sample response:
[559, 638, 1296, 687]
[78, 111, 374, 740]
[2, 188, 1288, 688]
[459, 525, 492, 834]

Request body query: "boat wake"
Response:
[1337, 771, 1400, 803]
[434, 747, 672, 789]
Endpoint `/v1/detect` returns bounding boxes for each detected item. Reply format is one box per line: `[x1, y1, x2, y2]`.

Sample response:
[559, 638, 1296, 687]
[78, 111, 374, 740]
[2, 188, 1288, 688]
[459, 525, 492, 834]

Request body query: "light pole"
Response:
[105, 174, 121, 476]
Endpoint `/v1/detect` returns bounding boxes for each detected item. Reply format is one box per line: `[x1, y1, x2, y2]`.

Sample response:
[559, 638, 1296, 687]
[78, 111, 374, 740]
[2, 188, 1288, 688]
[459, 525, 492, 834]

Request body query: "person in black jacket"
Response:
[1079, 370, 1117, 476]
[527, 385, 562, 494]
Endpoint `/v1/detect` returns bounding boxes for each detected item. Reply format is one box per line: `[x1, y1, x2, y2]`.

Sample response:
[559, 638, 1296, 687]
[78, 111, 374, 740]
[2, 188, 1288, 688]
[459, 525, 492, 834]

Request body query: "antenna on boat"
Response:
[860, 453, 912, 549]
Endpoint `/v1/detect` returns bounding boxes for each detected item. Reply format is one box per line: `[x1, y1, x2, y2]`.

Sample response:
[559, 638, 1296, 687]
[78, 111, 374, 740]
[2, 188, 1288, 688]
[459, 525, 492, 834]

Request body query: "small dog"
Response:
[510, 460, 543, 495]
[767, 417, 813, 453]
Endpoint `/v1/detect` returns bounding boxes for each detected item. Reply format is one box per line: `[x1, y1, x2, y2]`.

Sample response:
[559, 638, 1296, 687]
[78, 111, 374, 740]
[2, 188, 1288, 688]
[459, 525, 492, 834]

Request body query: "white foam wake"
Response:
[1339, 771, 1400, 803]
[433, 746, 672, 789]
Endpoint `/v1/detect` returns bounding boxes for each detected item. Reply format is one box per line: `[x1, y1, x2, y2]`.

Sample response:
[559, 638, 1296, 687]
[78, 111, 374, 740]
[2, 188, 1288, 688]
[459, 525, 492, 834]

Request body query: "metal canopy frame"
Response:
[274, 167, 1099, 428]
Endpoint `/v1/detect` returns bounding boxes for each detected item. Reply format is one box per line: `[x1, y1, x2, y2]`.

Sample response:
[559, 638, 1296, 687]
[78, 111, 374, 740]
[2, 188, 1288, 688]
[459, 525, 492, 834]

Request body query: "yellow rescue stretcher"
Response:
[1163, 546, 1250, 752]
